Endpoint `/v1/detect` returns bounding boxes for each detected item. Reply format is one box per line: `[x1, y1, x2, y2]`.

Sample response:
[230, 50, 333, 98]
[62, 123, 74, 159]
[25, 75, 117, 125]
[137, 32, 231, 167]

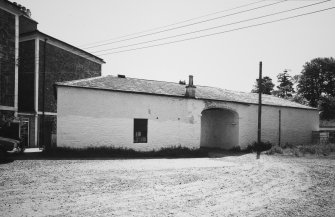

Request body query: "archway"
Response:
[200, 108, 239, 149]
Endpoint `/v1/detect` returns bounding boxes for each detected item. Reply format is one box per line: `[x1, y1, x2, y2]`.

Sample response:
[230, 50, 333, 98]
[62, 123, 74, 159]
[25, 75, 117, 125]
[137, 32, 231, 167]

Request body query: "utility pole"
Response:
[257, 61, 262, 159]
[278, 110, 281, 147]
[0, 54, 2, 103]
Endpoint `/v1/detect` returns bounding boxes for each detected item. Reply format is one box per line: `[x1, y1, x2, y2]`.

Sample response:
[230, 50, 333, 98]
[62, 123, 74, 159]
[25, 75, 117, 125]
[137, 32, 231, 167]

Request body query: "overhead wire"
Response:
[97, 6, 335, 56]
[80, 0, 268, 48]
[83, 0, 287, 49]
[91, 0, 330, 54]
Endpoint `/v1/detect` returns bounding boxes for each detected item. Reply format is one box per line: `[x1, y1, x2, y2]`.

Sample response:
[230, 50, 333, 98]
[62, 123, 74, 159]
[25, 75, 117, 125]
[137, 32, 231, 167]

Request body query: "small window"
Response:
[134, 119, 148, 143]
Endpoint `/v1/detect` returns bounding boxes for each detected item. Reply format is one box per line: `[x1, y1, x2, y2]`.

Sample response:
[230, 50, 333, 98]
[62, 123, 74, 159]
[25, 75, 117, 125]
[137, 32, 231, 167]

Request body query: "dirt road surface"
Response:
[1, 154, 334, 216]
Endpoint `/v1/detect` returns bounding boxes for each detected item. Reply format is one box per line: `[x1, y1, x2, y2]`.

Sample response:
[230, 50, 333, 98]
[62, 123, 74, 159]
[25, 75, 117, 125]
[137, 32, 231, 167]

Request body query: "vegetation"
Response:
[251, 57, 335, 119]
[267, 143, 335, 157]
[246, 141, 272, 153]
[318, 95, 335, 120]
[251, 76, 275, 95]
[42, 145, 209, 158]
[274, 70, 295, 98]
[267, 146, 283, 155]
[297, 57, 335, 107]
[297, 143, 335, 156]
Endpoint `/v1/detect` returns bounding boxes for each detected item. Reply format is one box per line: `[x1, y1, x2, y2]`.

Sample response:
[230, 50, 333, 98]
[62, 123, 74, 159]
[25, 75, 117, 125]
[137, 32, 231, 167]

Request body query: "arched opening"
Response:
[200, 108, 239, 149]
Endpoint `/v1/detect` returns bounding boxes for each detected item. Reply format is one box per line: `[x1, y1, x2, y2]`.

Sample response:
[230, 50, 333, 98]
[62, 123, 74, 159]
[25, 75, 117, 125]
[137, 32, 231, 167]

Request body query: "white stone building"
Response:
[55, 75, 319, 150]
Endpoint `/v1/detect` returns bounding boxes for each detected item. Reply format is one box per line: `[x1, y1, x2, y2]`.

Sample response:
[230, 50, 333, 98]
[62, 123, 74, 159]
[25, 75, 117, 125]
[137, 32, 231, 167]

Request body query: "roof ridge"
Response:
[55, 74, 315, 110]
[119, 75, 187, 85]
[111, 75, 253, 95]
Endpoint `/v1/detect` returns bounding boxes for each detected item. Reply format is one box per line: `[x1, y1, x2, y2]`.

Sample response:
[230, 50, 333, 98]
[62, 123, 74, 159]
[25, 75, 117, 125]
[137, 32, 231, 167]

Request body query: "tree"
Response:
[297, 57, 335, 107]
[251, 76, 275, 95]
[275, 70, 295, 98]
[319, 95, 335, 120]
[290, 94, 309, 106]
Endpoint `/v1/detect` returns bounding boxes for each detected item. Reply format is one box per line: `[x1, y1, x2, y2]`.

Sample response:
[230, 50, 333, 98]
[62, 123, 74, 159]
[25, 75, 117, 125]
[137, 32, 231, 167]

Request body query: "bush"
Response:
[229, 146, 242, 153]
[297, 143, 335, 156]
[43, 145, 209, 159]
[282, 142, 295, 149]
[267, 146, 283, 155]
[246, 141, 273, 153]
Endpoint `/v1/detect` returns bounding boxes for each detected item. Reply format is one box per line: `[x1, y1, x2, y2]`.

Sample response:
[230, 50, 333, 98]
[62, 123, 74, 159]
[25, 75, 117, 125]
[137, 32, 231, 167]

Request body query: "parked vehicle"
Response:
[0, 119, 25, 155]
[0, 136, 24, 153]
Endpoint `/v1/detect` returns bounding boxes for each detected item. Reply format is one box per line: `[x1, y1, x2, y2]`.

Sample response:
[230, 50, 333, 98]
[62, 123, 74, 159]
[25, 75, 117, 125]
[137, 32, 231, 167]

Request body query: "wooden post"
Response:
[278, 110, 281, 147]
[257, 61, 262, 159]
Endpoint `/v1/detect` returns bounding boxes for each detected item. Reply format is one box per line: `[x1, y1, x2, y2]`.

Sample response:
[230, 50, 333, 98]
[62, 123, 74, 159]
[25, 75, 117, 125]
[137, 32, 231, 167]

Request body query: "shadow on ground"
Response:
[207, 150, 249, 158]
[1, 147, 249, 162]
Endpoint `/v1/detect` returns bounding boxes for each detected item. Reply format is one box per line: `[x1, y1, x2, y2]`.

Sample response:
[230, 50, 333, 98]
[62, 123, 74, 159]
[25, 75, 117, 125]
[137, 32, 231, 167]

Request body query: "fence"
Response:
[312, 131, 335, 144]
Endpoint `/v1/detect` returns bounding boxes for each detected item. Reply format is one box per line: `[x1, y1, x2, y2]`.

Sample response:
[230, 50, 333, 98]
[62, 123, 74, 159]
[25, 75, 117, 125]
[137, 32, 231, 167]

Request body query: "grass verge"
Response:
[42, 146, 209, 159]
[267, 143, 335, 157]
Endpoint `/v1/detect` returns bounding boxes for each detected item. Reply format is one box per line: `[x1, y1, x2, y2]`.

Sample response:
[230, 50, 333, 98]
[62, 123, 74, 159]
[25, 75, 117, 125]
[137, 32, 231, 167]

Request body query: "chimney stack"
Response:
[185, 75, 196, 98]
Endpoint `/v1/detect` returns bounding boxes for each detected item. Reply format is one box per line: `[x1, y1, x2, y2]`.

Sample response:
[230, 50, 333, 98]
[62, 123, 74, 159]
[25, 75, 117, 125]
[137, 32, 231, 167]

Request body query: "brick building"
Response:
[0, 0, 105, 148]
[55, 75, 319, 150]
[0, 0, 35, 139]
[18, 31, 104, 148]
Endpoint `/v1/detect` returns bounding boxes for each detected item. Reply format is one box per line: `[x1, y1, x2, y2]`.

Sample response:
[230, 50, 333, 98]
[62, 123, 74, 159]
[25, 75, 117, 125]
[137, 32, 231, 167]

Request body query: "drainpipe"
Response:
[0, 54, 2, 103]
[41, 38, 47, 150]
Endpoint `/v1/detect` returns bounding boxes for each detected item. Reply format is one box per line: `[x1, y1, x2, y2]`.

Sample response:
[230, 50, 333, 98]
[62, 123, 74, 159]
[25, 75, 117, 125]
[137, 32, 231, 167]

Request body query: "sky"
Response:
[17, 0, 335, 92]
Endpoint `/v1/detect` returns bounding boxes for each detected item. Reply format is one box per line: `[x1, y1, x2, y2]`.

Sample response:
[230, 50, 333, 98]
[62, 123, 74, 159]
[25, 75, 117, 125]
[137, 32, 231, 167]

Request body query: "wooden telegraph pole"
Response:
[257, 61, 262, 159]
[278, 110, 281, 147]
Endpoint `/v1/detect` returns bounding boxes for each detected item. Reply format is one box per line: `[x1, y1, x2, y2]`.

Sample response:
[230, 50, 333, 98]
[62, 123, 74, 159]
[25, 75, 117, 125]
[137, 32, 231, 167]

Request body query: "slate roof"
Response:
[56, 75, 315, 110]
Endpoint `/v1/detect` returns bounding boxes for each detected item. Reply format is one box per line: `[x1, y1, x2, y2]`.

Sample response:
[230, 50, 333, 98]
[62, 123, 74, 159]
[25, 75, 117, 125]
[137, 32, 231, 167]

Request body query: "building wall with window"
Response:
[0, 1, 104, 148]
[56, 85, 319, 151]
[0, 1, 37, 147]
[17, 32, 104, 148]
[57, 87, 201, 150]
[0, 1, 25, 129]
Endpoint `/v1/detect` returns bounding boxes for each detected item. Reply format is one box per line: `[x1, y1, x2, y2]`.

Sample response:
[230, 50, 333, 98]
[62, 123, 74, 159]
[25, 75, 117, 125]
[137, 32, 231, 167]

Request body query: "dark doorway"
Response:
[200, 108, 239, 149]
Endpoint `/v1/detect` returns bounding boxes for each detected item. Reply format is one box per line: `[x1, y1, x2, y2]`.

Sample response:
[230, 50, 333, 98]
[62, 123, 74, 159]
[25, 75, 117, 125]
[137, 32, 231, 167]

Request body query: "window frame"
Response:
[133, 118, 148, 143]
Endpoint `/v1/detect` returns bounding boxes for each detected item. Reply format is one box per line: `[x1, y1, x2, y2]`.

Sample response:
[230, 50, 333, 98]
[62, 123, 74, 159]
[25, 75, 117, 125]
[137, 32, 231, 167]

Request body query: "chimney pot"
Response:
[188, 75, 194, 87]
[26, 9, 31, 17]
[185, 75, 196, 98]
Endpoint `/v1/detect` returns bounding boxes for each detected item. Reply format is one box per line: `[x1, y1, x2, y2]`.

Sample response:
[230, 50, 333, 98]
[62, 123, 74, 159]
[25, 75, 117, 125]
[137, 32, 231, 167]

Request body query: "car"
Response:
[0, 136, 24, 154]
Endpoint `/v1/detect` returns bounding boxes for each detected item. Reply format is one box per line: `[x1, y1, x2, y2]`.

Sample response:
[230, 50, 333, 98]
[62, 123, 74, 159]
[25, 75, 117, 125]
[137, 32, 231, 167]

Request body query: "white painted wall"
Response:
[57, 86, 319, 150]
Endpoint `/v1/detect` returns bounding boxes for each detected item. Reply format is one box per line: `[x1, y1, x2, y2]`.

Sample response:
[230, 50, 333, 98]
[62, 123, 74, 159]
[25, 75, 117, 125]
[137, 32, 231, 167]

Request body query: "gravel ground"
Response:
[0, 153, 334, 217]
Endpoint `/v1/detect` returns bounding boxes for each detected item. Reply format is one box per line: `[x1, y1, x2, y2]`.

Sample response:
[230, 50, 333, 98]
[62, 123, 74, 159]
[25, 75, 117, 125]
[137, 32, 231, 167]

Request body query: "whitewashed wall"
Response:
[57, 86, 319, 150]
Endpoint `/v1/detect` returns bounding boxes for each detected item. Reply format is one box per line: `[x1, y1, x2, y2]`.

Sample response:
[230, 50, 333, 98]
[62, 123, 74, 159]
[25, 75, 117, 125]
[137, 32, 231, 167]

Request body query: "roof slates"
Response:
[56, 75, 314, 110]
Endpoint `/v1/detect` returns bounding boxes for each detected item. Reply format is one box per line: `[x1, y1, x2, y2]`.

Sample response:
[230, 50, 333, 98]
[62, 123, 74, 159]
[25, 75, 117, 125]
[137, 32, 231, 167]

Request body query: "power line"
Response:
[92, 0, 330, 54]
[83, 0, 287, 49]
[97, 6, 335, 56]
[80, 0, 268, 48]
